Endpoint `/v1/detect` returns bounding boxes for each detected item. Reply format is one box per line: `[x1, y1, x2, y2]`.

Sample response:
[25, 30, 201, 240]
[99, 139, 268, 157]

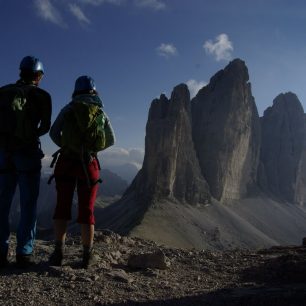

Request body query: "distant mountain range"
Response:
[107, 162, 140, 184]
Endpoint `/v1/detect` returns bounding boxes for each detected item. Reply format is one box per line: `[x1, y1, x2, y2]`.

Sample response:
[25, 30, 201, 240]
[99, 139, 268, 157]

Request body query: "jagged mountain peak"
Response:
[270, 91, 304, 112]
[225, 58, 249, 75]
[259, 92, 306, 204]
[142, 83, 210, 205]
[192, 58, 260, 201]
[206, 58, 249, 93]
[170, 83, 189, 99]
[96, 59, 306, 249]
[149, 84, 191, 121]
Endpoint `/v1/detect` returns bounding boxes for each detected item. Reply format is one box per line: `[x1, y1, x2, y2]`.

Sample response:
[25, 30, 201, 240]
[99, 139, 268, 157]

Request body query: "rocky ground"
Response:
[1, 230, 306, 306]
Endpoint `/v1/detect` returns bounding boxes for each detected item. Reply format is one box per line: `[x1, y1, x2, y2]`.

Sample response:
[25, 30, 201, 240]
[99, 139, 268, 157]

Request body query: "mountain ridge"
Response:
[95, 58, 306, 250]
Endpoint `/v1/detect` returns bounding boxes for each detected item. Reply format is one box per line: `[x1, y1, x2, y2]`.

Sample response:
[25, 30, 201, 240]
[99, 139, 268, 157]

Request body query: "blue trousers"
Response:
[0, 149, 41, 256]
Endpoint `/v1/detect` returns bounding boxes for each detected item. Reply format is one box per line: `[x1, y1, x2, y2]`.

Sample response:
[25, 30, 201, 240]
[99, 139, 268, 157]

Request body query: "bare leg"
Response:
[53, 219, 68, 243]
[81, 224, 94, 247]
[49, 219, 68, 266]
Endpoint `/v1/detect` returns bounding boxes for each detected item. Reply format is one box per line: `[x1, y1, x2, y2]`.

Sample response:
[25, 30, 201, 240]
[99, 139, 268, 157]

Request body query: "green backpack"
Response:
[0, 84, 36, 148]
[61, 97, 106, 155]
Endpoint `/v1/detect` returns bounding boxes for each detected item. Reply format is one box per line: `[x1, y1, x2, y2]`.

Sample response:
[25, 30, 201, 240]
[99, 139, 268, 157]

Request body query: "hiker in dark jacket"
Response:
[0, 55, 52, 268]
[49, 75, 115, 268]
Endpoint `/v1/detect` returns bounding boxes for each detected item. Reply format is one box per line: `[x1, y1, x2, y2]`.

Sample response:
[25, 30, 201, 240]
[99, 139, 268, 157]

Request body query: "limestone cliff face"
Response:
[94, 84, 211, 235]
[259, 93, 306, 204]
[133, 84, 211, 205]
[191, 59, 261, 201]
[295, 144, 306, 206]
[95, 58, 306, 240]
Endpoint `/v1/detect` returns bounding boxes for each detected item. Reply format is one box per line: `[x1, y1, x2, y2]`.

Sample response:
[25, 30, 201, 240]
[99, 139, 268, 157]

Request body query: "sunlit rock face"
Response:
[259, 92, 306, 204]
[137, 84, 211, 205]
[94, 59, 306, 241]
[191, 59, 261, 201]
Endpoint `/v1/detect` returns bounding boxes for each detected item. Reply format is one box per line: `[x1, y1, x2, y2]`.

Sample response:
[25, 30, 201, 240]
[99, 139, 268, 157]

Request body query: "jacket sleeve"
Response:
[49, 105, 70, 147]
[103, 112, 115, 149]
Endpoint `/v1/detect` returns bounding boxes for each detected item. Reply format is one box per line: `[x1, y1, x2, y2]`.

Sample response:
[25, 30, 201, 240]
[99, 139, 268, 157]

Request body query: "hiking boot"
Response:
[16, 254, 35, 268]
[82, 248, 96, 269]
[49, 248, 64, 266]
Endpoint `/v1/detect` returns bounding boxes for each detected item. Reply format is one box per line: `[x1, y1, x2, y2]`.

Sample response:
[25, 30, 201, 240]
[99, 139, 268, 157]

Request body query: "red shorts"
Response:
[53, 155, 100, 224]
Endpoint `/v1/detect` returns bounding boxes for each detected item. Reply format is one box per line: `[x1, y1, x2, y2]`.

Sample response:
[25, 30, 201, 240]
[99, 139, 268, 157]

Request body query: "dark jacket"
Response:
[0, 80, 52, 150]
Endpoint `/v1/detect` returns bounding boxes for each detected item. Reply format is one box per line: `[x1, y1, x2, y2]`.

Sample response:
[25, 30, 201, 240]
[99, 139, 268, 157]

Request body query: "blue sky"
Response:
[1, 0, 306, 163]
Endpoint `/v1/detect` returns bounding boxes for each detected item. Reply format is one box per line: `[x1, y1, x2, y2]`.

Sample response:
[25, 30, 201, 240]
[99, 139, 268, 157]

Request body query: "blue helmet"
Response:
[74, 75, 96, 92]
[19, 56, 44, 74]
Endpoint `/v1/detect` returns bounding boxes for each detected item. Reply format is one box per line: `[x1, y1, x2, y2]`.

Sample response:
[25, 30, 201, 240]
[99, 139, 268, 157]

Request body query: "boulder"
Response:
[127, 250, 170, 270]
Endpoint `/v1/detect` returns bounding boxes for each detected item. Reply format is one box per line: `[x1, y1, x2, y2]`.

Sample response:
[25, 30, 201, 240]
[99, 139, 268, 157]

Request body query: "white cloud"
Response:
[186, 79, 207, 98]
[156, 43, 178, 58]
[99, 147, 144, 169]
[134, 0, 166, 10]
[34, 0, 165, 28]
[79, 0, 166, 10]
[78, 0, 125, 6]
[69, 3, 91, 24]
[98, 147, 144, 182]
[203, 33, 234, 61]
[34, 0, 66, 27]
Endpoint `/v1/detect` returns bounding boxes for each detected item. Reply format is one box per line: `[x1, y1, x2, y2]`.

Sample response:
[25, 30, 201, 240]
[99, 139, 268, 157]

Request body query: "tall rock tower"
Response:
[259, 92, 306, 204]
[191, 59, 261, 201]
[95, 84, 211, 234]
[134, 83, 211, 205]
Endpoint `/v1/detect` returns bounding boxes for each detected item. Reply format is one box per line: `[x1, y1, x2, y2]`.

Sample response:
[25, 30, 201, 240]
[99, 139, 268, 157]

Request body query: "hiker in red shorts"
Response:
[49, 75, 115, 268]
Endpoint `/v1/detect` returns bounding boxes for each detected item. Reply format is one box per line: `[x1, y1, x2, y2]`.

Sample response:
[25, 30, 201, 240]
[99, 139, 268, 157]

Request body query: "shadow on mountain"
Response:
[94, 190, 150, 235]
